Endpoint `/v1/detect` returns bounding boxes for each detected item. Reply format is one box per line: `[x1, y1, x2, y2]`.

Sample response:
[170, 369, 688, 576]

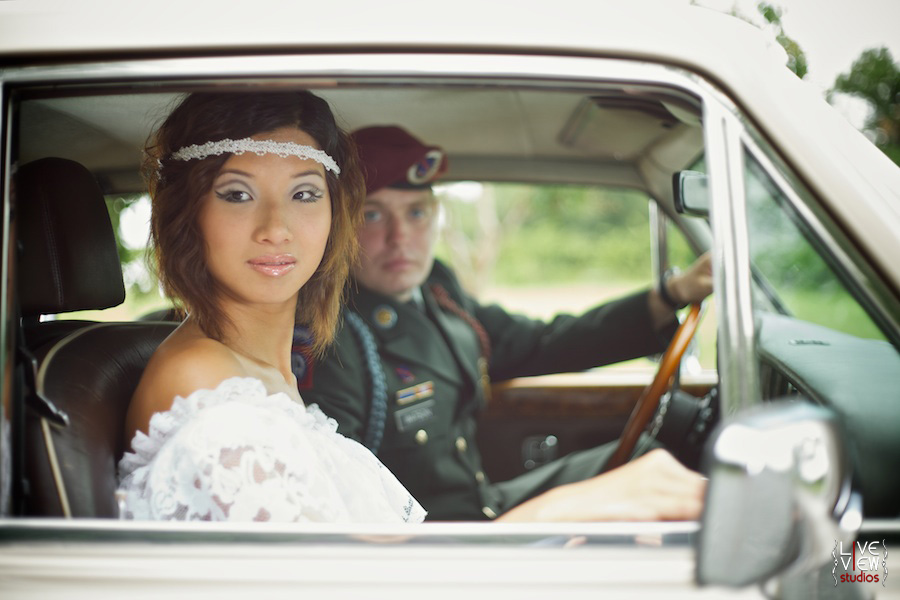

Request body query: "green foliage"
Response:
[757, 2, 808, 79]
[831, 46, 900, 165]
[435, 182, 712, 289]
[779, 288, 885, 340]
[495, 220, 650, 285]
[105, 194, 145, 269]
[104, 194, 157, 304]
[491, 185, 652, 285]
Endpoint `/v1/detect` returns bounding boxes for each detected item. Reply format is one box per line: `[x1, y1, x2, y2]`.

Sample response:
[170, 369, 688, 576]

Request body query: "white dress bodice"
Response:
[117, 377, 426, 523]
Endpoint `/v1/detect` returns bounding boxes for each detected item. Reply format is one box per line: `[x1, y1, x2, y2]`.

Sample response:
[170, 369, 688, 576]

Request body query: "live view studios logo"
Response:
[833, 540, 888, 586]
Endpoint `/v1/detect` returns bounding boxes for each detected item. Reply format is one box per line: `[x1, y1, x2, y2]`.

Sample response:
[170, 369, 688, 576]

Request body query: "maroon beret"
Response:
[351, 125, 448, 195]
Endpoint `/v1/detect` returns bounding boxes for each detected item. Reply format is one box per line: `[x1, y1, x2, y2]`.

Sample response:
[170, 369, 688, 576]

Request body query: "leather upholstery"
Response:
[24, 322, 176, 517]
[16, 157, 125, 317]
[16, 157, 174, 517]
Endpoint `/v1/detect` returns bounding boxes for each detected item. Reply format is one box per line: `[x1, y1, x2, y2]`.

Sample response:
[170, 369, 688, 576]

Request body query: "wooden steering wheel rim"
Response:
[604, 303, 703, 471]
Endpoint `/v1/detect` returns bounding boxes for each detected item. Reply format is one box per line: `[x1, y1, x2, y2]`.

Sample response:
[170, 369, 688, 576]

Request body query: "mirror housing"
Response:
[696, 401, 859, 588]
[672, 170, 709, 216]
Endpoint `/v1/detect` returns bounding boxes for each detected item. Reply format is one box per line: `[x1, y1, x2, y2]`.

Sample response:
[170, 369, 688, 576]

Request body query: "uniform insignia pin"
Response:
[373, 305, 398, 329]
[395, 366, 415, 383]
[407, 149, 445, 185]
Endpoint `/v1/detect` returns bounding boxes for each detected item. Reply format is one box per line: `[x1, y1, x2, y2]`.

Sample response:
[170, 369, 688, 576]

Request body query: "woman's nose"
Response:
[255, 203, 292, 244]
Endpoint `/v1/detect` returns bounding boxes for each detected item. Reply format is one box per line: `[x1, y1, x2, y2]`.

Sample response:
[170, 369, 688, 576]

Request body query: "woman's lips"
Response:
[248, 255, 296, 277]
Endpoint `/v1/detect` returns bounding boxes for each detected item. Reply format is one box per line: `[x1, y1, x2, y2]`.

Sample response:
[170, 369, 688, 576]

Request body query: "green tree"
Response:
[757, 2, 808, 79]
[830, 47, 900, 165]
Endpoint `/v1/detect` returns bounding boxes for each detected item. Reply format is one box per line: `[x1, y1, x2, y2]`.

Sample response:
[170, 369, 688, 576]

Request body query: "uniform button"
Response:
[482, 506, 497, 519]
[415, 429, 428, 445]
[455, 436, 468, 453]
[475, 470, 485, 483]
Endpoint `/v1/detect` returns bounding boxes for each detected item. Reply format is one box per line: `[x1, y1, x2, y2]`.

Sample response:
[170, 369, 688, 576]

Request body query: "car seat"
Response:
[16, 157, 176, 517]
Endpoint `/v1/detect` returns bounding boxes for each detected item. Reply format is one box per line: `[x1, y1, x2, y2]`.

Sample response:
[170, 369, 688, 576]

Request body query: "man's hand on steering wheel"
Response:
[649, 252, 712, 329]
[669, 252, 713, 306]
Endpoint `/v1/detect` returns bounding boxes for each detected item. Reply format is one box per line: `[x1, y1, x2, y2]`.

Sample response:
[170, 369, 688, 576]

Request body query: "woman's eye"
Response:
[215, 190, 251, 203]
[294, 188, 324, 203]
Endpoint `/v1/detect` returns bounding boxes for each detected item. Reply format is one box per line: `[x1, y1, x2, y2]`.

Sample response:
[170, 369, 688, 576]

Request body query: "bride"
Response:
[118, 91, 426, 523]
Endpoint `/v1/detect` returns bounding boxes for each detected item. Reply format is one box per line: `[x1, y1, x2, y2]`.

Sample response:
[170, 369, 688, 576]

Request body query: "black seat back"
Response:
[17, 157, 125, 322]
[16, 157, 174, 517]
[24, 322, 175, 517]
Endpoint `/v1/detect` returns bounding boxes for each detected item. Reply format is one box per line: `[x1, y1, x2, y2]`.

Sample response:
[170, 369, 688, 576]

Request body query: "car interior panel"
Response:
[755, 312, 900, 517]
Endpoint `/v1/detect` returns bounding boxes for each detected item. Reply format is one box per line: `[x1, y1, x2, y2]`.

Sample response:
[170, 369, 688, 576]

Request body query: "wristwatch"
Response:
[658, 267, 688, 310]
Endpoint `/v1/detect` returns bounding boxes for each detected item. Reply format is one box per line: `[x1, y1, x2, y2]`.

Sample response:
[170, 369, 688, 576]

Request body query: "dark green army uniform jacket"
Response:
[298, 260, 675, 520]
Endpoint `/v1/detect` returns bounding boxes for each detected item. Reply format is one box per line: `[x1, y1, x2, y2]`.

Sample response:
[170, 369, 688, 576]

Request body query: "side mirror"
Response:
[672, 170, 709, 216]
[696, 401, 859, 588]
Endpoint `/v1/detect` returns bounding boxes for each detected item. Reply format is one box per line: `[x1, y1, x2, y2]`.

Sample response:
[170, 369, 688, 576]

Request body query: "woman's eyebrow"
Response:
[215, 168, 253, 179]
[291, 169, 326, 180]
[215, 168, 325, 180]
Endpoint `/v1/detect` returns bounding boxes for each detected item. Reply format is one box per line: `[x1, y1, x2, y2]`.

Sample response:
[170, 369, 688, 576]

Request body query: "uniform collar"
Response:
[347, 275, 478, 388]
[349, 282, 422, 342]
[348, 273, 478, 392]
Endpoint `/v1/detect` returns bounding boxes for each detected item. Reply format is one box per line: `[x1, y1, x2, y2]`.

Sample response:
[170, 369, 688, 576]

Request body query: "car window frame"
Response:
[0, 51, 718, 529]
[3, 48, 892, 541]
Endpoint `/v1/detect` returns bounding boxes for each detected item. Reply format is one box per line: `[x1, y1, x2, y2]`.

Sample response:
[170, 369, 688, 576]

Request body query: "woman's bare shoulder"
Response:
[149, 335, 245, 391]
[126, 326, 248, 439]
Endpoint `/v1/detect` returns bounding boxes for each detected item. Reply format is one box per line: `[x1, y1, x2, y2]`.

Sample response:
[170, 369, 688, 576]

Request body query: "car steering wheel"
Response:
[604, 303, 703, 471]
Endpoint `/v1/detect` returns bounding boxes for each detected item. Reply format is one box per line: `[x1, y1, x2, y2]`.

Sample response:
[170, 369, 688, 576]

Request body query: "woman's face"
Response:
[197, 127, 332, 312]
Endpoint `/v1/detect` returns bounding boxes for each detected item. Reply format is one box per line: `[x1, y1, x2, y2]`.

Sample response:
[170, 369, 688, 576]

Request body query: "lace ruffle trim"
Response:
[116, 377, 426, 523]
[119, 377, 338, 478]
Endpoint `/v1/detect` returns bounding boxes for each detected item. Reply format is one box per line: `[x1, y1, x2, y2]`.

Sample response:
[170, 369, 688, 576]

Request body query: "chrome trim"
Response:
[698, 402, 855, 585]
[859, 519, 900, 534]
[0, 520, 700, 596]
[741, 132, 900, 344]
[0, 517, 699, 543]
[0, 53, 711, 94]
[702, 92, 760, 416]
[0, 80, 11, 518]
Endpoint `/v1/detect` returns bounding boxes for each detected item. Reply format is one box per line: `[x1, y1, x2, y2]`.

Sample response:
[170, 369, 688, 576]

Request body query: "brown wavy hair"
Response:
[143, 91, 364, 356]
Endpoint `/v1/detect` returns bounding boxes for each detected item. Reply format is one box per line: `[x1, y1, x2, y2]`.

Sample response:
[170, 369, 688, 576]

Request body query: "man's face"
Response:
[353, 187, 439, 302]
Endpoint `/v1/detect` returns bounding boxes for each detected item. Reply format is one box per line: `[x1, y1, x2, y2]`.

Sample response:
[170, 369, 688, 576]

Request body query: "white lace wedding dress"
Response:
[117, 377, 426, 523]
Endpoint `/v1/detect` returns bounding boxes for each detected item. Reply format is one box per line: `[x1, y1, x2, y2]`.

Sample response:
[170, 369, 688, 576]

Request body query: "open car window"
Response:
[434, 181, 716, 372]
[6, 70, 713, 523]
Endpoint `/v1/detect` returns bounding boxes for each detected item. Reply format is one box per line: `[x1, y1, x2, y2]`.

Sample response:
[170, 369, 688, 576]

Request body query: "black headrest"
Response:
[16, 157, 125, 317]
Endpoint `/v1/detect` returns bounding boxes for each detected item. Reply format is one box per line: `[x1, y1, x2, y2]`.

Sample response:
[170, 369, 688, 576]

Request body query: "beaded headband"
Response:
[167, 138, 341, 175]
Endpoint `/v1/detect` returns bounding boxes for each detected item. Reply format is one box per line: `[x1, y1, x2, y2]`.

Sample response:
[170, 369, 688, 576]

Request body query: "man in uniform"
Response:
[296, 125, 712, 521]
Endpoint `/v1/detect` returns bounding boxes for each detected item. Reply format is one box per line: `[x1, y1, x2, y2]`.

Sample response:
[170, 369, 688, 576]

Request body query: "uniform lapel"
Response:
[350, 284, 462, 385]
[422, 285, 481, 391]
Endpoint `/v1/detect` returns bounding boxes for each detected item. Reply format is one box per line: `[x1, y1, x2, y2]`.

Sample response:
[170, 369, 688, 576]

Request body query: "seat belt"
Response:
[13, 312, 71, 516]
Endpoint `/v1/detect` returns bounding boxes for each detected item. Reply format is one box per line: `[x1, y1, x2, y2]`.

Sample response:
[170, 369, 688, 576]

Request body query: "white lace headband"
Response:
[167, 138, 341, 175]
